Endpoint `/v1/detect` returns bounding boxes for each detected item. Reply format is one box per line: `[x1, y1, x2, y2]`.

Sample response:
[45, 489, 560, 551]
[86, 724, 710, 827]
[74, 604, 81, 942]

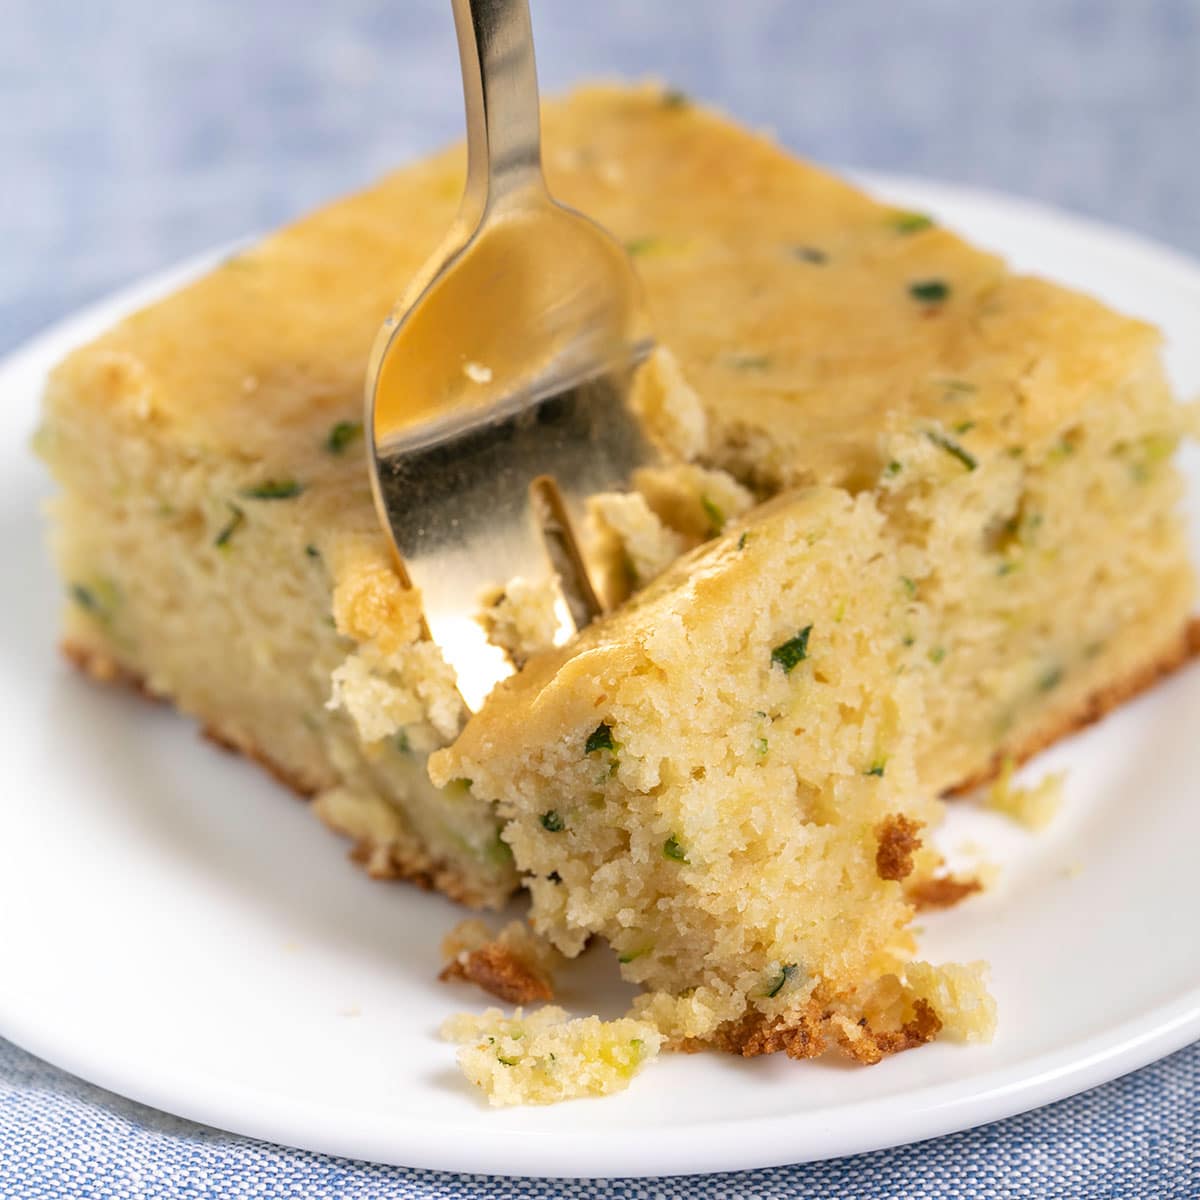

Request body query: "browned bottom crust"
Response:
[343, 832, 497, 908]
[201, 724, 318, 799]
[947, 617, 1200, 796]
[680, 995, 943, 1065]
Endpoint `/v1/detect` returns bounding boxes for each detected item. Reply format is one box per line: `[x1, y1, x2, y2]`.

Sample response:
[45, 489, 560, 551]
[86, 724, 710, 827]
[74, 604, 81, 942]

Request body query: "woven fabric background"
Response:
[2, 1035, 1198, 1197]
[3, 1, 1199, 1195]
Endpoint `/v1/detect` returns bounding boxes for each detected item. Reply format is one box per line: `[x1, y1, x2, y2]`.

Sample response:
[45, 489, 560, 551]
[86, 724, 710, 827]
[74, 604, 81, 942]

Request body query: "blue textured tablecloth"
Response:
[3, 1, 1199, 1194]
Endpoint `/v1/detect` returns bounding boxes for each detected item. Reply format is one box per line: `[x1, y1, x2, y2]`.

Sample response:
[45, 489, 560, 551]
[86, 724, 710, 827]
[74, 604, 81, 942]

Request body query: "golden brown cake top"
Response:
[50, 82, 1159, 488]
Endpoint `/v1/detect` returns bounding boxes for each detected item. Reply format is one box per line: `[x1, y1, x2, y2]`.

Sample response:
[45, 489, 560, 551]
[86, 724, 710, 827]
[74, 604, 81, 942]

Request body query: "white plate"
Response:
[1, 173, 1199, 1179]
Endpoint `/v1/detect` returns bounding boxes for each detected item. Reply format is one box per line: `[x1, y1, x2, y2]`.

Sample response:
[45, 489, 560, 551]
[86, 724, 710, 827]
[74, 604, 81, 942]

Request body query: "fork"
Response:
[365, 0, 658, 713]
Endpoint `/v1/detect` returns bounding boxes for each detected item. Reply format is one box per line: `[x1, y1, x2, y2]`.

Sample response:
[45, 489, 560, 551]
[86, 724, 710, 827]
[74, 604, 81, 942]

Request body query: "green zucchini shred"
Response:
[662, 835, 689, 864]
[771, 626, 813, 673]
[326, 420, 363, 454]
[765, 963, 798, 998]
[1038, 666, 1064, 693]
[927, 430, 977, 471]
[585, 722, 615, 755]
[909, 279, 951, 304]
[215, 503, 245, 549]
[701, 495, 725, 534]
[891, 210, 934, 234]
[726, 352, 771, 370]
[791, 245, 828, 264]
[69, 584, 100, 613]
[624, 236, 659, 257]
[241, 479, 304, 500]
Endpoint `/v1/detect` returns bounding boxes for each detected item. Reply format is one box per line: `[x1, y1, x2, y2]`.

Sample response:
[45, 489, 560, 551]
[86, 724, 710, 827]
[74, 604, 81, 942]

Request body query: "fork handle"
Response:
[452, 0, 546, 212]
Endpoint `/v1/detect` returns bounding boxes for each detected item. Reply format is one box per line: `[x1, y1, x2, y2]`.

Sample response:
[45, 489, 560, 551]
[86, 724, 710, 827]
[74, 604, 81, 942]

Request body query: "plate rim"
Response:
[3, 170, 1199, 1178]
[2, 974, 1197, 1177]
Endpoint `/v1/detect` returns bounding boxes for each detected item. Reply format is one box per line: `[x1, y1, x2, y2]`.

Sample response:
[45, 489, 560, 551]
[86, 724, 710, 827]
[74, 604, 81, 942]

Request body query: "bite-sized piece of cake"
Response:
[442, 1006, 663, 1107]
[37, 79, 1195, 952]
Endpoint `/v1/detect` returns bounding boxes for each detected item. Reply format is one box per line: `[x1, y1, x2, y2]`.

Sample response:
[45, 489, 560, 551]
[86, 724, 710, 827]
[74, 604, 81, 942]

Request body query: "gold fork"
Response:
[365, 0, 658, 713]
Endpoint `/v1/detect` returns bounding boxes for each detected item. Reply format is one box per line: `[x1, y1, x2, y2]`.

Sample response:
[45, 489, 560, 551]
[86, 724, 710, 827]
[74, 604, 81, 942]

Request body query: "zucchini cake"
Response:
[37, 85, 1196, 1089]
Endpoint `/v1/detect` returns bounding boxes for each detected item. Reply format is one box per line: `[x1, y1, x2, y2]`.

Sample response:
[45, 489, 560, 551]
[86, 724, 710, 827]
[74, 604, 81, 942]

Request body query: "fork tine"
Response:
[371, 359, 656, 713]
[374, 426, 574, 715]
[540, 361, 658, 611]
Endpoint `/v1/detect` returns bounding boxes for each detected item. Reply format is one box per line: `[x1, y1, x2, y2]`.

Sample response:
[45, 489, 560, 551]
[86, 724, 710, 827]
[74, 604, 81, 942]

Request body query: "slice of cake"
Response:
[37, 85, 1196, 1066]
[433, 487, 980, 1054]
